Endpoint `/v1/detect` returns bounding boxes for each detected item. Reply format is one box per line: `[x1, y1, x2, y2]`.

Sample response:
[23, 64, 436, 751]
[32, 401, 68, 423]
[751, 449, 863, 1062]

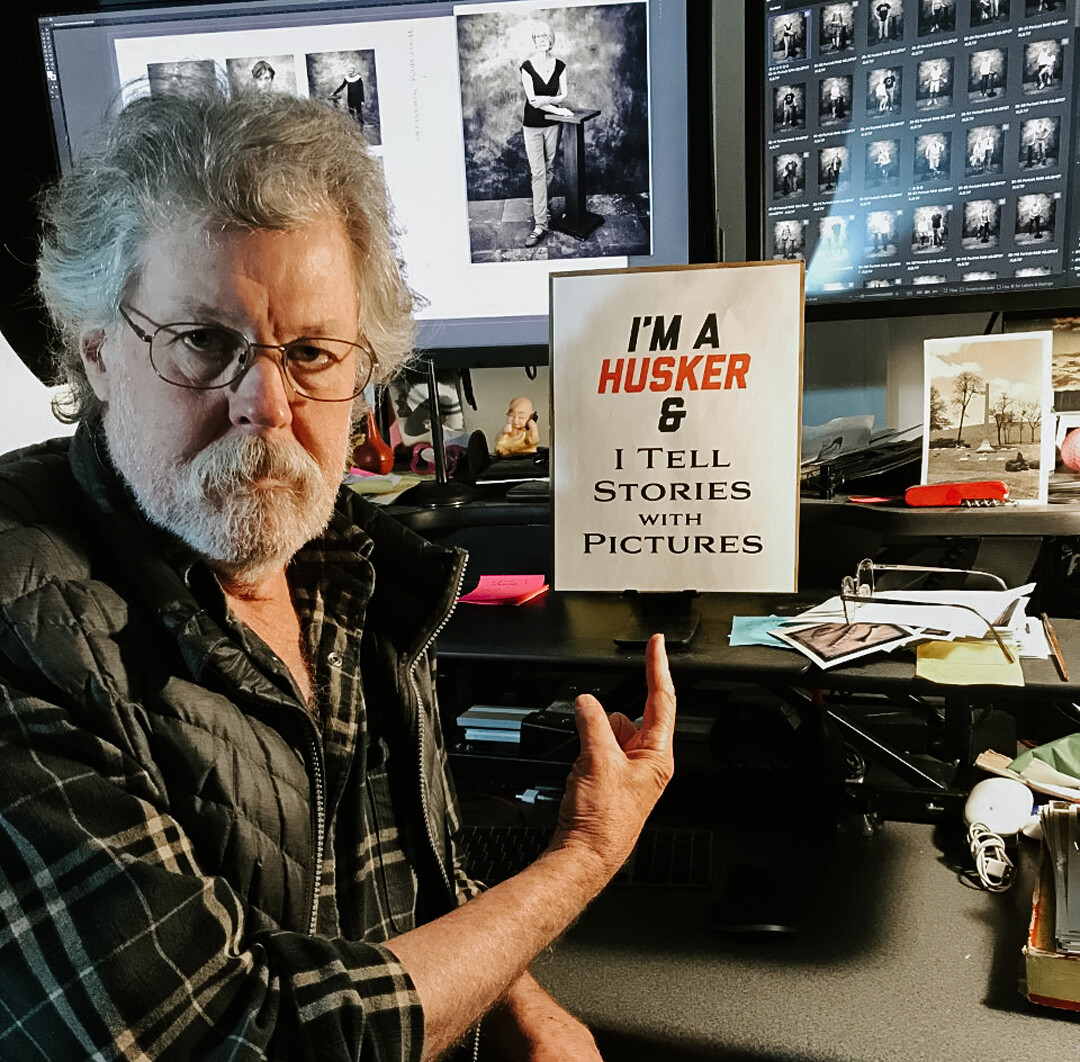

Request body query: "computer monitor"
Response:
[29, 0, 715, 366]
[745, 0, 1080, 320]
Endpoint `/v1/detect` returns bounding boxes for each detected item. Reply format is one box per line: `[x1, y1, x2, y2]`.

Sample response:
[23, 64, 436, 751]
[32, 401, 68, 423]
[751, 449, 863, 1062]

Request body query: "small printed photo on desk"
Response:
[771, 620, 916, 668]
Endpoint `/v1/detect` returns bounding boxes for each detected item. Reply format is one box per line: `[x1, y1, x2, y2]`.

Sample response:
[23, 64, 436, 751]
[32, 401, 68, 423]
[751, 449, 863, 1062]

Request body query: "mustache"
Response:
[187, 434, 322, 498]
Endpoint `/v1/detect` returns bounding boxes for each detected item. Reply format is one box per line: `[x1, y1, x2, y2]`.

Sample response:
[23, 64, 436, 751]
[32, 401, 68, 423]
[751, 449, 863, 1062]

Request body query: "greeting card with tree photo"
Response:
[922, 331, 1054, 503]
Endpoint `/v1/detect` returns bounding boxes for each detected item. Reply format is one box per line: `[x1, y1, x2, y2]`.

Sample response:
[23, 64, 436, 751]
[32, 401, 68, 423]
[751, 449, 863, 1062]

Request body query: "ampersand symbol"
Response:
[657, 397, 687, 433]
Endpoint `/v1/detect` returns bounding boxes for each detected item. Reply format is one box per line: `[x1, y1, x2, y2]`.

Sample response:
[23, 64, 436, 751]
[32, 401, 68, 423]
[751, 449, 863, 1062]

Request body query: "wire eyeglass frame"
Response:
[839, 558, 1015, 664]
[118, 305, 373, 403]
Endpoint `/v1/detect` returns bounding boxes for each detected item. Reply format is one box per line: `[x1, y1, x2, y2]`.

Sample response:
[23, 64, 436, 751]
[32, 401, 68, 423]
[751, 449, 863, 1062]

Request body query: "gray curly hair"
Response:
[36, 85, 417, 423]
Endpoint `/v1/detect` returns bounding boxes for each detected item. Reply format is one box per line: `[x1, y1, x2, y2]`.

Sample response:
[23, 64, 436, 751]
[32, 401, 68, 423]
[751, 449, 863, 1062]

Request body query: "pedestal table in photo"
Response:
[546, 107, 603, 241]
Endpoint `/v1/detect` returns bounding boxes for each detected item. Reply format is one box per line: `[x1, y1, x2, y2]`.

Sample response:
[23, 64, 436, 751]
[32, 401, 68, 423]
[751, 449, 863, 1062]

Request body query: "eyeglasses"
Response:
[118, 305, 374, 402]
[841, 558, 1007, 598]
[839, 558, 1015, 663]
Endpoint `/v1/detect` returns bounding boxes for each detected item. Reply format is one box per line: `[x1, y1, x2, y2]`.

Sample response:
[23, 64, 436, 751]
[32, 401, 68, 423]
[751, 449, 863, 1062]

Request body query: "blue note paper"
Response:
[729, 615, 791, 647]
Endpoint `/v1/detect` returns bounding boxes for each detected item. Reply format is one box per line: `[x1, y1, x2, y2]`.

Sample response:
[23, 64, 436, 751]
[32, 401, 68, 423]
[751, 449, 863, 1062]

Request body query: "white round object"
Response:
[963, 777, 1033, 836]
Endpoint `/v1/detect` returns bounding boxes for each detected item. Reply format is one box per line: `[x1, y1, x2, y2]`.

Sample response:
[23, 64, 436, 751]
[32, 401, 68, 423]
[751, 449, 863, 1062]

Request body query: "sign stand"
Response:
[612, 590, 701, 648]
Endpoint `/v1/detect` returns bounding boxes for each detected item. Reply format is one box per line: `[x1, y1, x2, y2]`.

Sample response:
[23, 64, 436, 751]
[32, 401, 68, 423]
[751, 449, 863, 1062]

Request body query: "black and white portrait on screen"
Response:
[774, 82, 806, 131]
[1019, 115, 1060, 169]
[456, 2, 651, 263]
[306, 50, 381, 145]
[912, 204, 950, 253]
[870, 0, 904, 44]
[147, 60, 217, 98]
[819, 75, 852, 128]
[224, 55, 298, 97]
[916, 57, 953, 109]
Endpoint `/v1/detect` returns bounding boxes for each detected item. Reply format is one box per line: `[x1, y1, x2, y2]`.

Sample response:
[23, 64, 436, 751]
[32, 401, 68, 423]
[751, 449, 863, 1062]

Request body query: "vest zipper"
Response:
[408, 552, 467, 900]
[307, 728, 327, 935]
[409, 553, 483, 1055]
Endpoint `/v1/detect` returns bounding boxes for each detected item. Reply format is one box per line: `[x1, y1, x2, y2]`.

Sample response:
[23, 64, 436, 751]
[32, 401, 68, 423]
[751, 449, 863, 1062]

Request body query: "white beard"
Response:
[104, 381, 343, 586]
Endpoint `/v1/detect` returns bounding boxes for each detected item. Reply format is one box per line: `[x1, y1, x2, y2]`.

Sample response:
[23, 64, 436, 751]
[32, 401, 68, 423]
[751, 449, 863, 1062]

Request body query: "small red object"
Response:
[904, 480, 1009, 507]
[352, 411, 394, 475]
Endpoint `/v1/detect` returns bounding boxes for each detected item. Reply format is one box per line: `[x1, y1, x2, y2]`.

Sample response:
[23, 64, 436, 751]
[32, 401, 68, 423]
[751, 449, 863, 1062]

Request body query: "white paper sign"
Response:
[551, 261, 804, 592]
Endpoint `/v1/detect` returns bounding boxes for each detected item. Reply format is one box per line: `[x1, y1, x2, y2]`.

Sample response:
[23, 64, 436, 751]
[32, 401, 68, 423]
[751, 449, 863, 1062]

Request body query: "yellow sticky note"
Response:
[916, 640, 1024, 687]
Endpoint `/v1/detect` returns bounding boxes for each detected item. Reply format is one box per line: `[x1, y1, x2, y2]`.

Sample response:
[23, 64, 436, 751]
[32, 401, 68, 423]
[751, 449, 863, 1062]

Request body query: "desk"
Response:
[439, 588, 1076, 694]
[531, 820, 1080, 1060]
[801, 497, 1080, 596]
[443, 595, 1080, 1054]
[439, 591, 1080, 822]
[804, 497, 1080, 537]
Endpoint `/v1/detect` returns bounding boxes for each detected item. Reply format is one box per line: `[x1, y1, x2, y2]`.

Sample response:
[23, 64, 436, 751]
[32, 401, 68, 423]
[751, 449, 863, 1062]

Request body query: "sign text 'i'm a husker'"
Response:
[596, 313, 750, 393]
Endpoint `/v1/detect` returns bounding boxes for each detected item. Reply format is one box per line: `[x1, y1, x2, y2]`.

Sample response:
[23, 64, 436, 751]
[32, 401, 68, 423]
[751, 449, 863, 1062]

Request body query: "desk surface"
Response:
[392, 490, 1080, 538]
[533, 820, 1080, 1060]
[441, 590, 1078, 698]
[804, 496, 1080, 536]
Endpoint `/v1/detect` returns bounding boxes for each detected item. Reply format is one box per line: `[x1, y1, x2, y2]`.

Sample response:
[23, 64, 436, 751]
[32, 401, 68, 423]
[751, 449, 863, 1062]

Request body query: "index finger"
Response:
[640, 633, 677, 751]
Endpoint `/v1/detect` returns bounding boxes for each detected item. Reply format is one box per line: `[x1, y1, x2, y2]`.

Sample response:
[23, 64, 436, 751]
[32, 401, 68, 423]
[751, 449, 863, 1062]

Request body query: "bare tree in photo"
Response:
[1020, 400, 1042, 443]
[952, 371, 983, 441]
[990, 390, 1014, 445]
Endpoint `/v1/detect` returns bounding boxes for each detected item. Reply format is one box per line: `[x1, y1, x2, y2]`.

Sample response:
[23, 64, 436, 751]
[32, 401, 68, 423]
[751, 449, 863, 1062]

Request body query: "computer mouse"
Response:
[963, 777, 1034, 836]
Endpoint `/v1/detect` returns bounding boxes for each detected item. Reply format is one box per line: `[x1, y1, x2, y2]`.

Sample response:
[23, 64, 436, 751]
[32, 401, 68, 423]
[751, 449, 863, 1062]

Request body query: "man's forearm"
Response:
[389, 634, 676, 1061]
[484, 970, 600, 1061]
[385, 840, 606, 1060]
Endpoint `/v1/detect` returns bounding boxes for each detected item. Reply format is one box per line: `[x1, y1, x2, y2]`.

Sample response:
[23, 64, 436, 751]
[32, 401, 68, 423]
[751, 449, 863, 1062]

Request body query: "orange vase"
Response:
[352, 411, 394, 475]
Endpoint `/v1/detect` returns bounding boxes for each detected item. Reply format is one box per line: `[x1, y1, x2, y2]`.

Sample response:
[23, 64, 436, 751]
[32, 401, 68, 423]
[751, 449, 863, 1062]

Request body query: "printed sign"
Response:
[550, 261, 804, 592]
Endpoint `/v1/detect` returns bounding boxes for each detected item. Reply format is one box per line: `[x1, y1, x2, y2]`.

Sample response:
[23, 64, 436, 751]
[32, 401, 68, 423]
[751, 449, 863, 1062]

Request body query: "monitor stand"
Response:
[612, 590, 700, 648]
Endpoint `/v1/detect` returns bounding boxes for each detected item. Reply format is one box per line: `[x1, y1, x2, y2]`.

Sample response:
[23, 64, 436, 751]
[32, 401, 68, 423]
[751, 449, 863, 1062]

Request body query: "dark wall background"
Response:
[1, 3, 83, 381]
[457, 3, 649, 203]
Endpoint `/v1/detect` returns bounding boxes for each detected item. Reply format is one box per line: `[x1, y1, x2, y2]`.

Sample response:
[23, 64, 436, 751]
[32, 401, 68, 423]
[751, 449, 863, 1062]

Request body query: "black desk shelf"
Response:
[437, 590, 1080, 826]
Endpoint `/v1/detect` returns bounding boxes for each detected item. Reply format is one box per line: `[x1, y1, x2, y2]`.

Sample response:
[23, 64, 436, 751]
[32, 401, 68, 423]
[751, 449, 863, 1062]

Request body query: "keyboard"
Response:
[458, 824, 714, 887]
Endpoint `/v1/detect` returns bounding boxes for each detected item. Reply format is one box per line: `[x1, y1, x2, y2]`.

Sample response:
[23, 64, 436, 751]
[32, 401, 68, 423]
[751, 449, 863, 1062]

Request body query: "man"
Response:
[828, 80, 845, 119]
[827, 9, 845, 51]
[931, 209, 946, 247]
[927, 62, 944, 104]
[780, 19, 796, 58]
[782, 155, 799, 195]
[1032, 118, 1052, 165]
[0, 88, 675, 1059]
[979, 51, 995, 96]
[331, 61, 366, 125]
[882, 70, 897, 110]
[251, 58, 276, 92]
[874, 2, 892, 41]
[1036, 44, 1055, 89]
[874, 141, 892, 183]
[780, 87, 798, 127]
[924, 136, 945, 177]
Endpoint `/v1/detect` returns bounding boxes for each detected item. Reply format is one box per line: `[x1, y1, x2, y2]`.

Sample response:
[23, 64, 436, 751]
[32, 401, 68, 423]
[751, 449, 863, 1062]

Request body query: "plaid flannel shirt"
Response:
[0, 429, 481, 1061]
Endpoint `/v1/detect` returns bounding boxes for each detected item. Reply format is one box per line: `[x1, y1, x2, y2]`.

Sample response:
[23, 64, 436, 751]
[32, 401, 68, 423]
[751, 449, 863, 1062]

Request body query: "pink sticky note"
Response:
[458, 574, 549, 605]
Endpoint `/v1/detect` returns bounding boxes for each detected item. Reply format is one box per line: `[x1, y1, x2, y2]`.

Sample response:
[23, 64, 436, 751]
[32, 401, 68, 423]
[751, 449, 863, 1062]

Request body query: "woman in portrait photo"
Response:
[519, 20, 573, 247]
[250, 60, 276, 92]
